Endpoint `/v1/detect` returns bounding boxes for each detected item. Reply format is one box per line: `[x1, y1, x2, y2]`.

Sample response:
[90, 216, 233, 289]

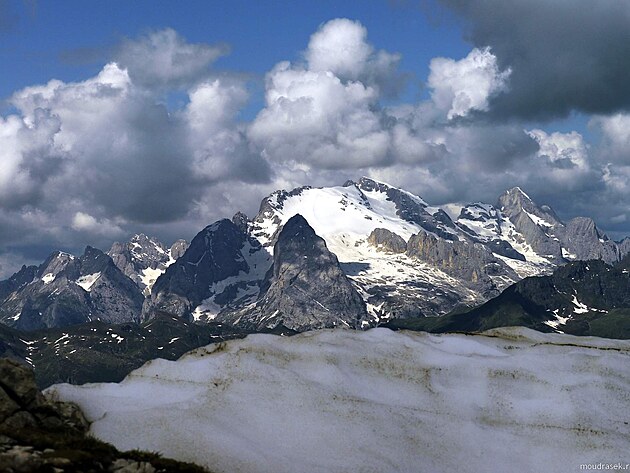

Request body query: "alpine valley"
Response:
[1, 177, 630, 387]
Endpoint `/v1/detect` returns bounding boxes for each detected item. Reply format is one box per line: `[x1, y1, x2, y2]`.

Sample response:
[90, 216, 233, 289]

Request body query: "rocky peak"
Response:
[37, 251, 75, 282]
[498, 188, 561, 226]
[236, 214, 368, 331]
[0, 246, 144, 330]
[255, 186, 312, 222]
[354, 177, 458, 240]
[143, 219, 250, 320]
[232, 211, 250, 234]
[562, 217, 620, 263]
[108, 234, 188, 296]
[0, 266, 38, 303]
[169, 239, 189, 260]
[367, 228, 407, 254]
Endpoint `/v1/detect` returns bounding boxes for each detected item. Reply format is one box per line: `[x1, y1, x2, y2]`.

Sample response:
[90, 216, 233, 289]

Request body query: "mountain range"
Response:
[1, 177, 629, 385]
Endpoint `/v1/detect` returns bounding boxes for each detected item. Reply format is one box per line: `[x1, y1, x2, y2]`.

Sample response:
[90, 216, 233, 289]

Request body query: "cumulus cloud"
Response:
[0, 29, 268, 268]
[527, 130, 589, 170]
[305, 18, 403, 94]
[439, 0, 630, 119]
[71, 212, 124, 237]
[186, 79, 269, 182]
[592, 113, 630, 158]
[114, 28, 228, 90]
[428, 47, 510, 120]
[249, 61, 390, 169]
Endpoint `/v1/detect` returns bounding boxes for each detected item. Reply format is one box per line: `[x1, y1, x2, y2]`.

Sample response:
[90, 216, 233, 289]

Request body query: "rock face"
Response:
[108, 234, 189, 296]
[406, 231, 517, 295]
[0, 358, 207, 472]
[496, 188, 626, 265]
[143, 220, 251, 320]
[367, 228, 406, 253]
[388, 258, 630, 339]
[497, 187, 564, 263]
[222, 215, 368, 331]
[0, 265, 38, 303]
[0, 248, 144, 330]
[561, 217, 620, 262]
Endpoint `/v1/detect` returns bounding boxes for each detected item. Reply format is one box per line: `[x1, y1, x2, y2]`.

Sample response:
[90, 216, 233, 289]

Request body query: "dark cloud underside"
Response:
[441, 0, 630, 119]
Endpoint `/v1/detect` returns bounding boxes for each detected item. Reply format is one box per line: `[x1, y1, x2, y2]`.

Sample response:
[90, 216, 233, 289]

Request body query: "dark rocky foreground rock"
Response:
[0, 358, 209, 472]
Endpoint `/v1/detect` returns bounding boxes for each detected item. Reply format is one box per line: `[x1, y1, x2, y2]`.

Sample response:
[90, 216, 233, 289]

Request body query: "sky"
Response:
[1, 0, 629, 277]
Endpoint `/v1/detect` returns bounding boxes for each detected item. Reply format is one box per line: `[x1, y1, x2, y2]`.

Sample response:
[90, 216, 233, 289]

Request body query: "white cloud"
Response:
[306, 19, 372, 80]
[185, 79, 265, 181]
[428, 47, 511, 120]
[71, 212, 124, 237]
[304, 18, 401, 93]
[527, 129, 589, 170]
[591, 113, 630, 163]
[115, 28, 227, 89]
[249, 61, 390, 169]
[249, 19, 403, 170]
[1, 21, 629, 273]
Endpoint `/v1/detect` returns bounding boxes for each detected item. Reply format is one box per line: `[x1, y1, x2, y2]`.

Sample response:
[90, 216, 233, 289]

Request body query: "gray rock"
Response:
[0, 248, 144, 330]
[497, 187, 564, 263]
[223, 214, 368, 331]
[232, 212, 250, 234]
[143, 219, 249, 320]
[169, 239, 189, 260]
[367, 228, 407, 253]
[559, 217, 620, 263]
[108, 234, 189, 296]
[406, 231, 517, 295]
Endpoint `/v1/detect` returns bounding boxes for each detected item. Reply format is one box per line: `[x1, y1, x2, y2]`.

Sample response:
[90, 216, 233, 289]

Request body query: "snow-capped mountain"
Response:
[108, 234, 189, 296]
[144, 177, 628, 329]
[0, 247, 144, 330]
[388, 253, 630, 338]
[456, 187, 624, 267]
[2, 177, 627, 334]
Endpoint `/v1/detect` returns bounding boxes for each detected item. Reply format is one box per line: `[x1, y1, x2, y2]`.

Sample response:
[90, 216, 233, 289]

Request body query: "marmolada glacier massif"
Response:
[1, 178, 629, 472]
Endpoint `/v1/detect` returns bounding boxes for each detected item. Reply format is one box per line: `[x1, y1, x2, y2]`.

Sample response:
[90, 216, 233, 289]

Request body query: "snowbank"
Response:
[48, 327, 630, 473]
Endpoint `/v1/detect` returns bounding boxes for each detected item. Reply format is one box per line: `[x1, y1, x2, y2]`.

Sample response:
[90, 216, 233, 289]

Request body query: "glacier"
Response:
[48, 327, 630, 473]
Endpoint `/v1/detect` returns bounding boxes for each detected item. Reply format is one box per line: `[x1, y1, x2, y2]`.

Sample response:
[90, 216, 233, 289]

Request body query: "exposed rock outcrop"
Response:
[0, 248, 144, 330]
[367, 228, 407, 254]
[497, 187, 564, 263]
[108, 234, 189, 296]
[406, 231, 517, 294]
[222, 215, 368, 331]
[559, 217, 620, 263]
[143, 220, 250, 320]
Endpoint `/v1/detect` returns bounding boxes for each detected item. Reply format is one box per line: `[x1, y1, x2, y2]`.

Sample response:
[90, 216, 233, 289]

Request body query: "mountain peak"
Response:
[499, 186, 534, 205]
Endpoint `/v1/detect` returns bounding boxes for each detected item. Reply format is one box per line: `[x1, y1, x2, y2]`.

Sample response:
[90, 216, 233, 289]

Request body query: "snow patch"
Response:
[76, 272, 101, 291]
[41, 273, 56, 284]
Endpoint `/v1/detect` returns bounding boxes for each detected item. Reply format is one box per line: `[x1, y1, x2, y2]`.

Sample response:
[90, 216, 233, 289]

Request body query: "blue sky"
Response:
[0, 0, 629, 275]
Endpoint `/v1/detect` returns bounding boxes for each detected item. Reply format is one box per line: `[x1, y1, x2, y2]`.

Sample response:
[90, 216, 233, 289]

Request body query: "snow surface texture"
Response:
[48, 328, 630, 473]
